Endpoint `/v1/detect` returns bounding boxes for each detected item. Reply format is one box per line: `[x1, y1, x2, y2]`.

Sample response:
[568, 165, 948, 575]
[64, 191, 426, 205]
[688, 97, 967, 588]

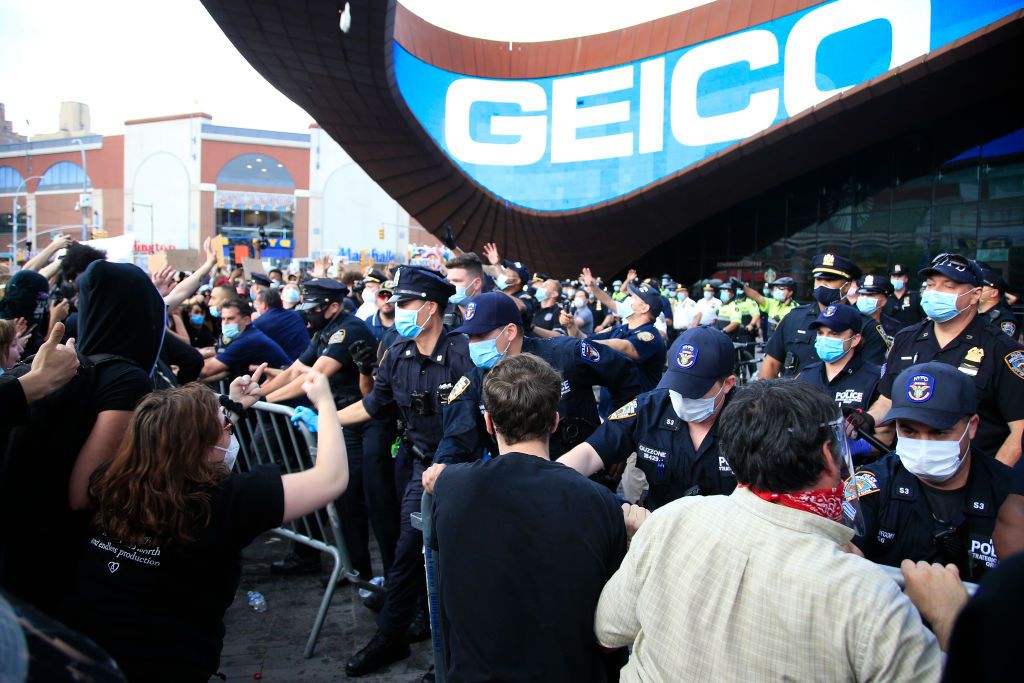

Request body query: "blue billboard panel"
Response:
[395, 0, 1024, 212]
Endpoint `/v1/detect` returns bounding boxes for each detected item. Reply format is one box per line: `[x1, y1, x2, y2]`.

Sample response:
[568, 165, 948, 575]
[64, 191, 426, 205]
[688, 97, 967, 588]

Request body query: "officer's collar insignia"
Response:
[822, 253, 835, 267]
[843, 471, 880, 501]
[965, 347, 984, 364]
[907, 374, 934, 402]
[1005, 350, 1024, 380]
[448, 376, 471, 403]
[608, 399, 637, 421]
[676, 344, 698, 369]
[465, 302, 476, 319]
[824, 305, 837, 317]
[580, 341, 601, 363]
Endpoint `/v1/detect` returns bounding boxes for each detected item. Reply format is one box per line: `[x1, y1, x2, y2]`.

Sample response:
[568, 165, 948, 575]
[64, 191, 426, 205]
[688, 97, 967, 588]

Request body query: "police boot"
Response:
[406, 604, 431, 643]
[345, 630, 410, 677]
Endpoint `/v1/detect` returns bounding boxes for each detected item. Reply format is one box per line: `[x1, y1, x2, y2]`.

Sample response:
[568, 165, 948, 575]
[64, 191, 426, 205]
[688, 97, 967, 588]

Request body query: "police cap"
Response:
[809, 303, 861, 334]
[658, 327, 735, 399]
[978, 264, 1008, 293]
[919, 253, 984, 287]
[627, 282, 663, 316]
[364, 269, 388, 284]
[881, 361, 977, 429]
[387, 265, 456, 304]
[297, 278, 349, 311]
[812, 253, 861, 281]
[452, 292, 520, 335]
[251, 273, 272, 287]
[501, 259, 530, 284]
[770, 276, 797, 290]
[857, 274, 893, 296]
[889, 263, 909, 276]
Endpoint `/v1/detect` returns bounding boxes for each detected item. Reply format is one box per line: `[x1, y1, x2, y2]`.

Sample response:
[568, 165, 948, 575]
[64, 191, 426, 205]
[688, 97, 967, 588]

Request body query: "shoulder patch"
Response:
[636, 331, 655, 342]
[328, 329, 347, 345]
[1001, 320, 1018, 337]
[580, 341, 601, 362]
[608, 398, 638, 421]
[1005, 350, 1024, 380]
[844, 471, 880, 501]
[448, 376, 471, 403]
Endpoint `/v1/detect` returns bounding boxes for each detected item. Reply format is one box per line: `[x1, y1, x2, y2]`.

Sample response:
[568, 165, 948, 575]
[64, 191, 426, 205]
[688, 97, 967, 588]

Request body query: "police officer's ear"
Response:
[849, 333, 862, 350]
[966, 414, 980, 442]
[965, 286, 983, 307]
[722, 375, 738, 394]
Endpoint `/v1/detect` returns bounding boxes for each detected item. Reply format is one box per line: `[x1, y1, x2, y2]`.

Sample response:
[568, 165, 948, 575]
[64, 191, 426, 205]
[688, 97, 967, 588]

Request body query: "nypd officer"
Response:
[853, 274, 903, 344]
[559, 327, 738, 510]
[860, 254, 1024, 467]
[978, 265, 1020, 340]
[884, 263, 924, 327]
[335, 265, 473, 677]
[760, 253, 888, 378]
[797, 303, 880, 414]
[848, 362, 1014, 582]
[422, 292, 642, 479]
[743, 276, 799, 337]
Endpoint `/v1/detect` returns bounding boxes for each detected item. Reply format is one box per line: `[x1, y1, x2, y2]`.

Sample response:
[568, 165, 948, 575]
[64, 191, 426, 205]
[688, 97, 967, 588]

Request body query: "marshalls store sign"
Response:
[395, 0, 1024, 211]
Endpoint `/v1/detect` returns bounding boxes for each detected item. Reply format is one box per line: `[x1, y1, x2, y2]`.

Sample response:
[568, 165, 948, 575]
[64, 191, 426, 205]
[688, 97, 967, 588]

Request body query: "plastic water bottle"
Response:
[358, 576, 385, 599]
[247, 590, 268, 613]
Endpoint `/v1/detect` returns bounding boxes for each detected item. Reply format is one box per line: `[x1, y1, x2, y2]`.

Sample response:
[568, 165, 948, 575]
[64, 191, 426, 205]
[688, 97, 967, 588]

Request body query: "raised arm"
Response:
[164, 238, 218, 309]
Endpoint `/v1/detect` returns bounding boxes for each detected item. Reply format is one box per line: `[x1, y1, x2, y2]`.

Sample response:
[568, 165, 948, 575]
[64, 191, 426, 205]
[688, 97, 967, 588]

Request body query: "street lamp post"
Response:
[10, 174, 45, 274]
[71, 138, 90, 241]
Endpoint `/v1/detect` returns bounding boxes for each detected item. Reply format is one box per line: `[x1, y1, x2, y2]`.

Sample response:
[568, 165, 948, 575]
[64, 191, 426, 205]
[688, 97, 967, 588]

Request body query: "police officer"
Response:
[744, 276, 799, 337]
[443, 252, 492, 329]
[336, 265, 473, 677]
[861, 254, 1024, 465]
[493, 259, 536, 329]
[796, 304, 880, 413]
[559, 327, 738, 510]
[760, 253, 888, 378]
[978, 265, 1020, 340]
[884, 263, 924, 327]
[424, 292, 642, 475]
[848, 362, 1014, 582]
[853, 274, 903, 344]
[723, 278, 760, 342]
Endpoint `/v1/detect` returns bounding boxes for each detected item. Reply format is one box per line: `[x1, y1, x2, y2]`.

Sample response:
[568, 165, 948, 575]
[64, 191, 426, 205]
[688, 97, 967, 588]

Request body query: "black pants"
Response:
[377, 459, 427, 637]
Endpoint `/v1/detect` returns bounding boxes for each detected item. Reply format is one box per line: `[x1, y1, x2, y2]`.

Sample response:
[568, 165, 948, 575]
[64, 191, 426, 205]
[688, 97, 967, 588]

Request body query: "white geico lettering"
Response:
[444, 0, 931, 166]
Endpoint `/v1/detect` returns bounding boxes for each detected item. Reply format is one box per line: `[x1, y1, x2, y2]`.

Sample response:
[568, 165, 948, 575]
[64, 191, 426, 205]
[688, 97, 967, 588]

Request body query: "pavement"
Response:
[218, 534, 432, 683]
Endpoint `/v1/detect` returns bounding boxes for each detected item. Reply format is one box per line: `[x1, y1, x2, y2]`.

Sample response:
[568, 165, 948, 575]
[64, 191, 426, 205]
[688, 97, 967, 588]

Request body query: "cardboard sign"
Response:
[242, 257, 266, 278]
[148, 248, 199, 274]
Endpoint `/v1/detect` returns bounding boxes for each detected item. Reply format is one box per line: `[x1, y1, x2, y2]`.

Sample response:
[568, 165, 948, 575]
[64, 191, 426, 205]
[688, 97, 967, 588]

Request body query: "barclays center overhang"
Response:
[201, 0, 1024, 276]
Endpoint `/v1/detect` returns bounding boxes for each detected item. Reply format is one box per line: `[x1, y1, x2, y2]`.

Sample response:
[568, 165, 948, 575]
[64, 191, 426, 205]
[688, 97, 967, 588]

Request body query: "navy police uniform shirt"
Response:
[585, 389, 737, 510]
[298, 312, 376, 408]
[849, 452, 1012, 582]
[590, 321, 666, 391]
[984, 301, 1019, 340]
[876, 312, 904, 347]
[252, 307, 310, 361]
[884, 289, 924, 327]
[434, 337, 642, 465]
[515, 291, 536, 330]
[878, 316, 1024, 458]
[797, 353, 880, 412]
[766, 303, 888, 376]
[215, 326, 290, 378]
[362, 329, 473, 457]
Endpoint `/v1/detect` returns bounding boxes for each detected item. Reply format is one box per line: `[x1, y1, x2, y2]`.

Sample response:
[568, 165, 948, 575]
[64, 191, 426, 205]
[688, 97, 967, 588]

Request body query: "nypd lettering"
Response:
[1005, 350, 1024, 380]
[969, 536, 998, 569]
[676, 343, 698, 369]
[906, 374, 933, 402]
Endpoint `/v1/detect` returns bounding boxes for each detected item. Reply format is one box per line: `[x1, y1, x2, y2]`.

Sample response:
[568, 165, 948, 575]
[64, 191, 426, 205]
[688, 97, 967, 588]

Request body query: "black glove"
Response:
[842, 407, 876, 437]
[729, 277, 746, 290]
[349, 340, 377, 376]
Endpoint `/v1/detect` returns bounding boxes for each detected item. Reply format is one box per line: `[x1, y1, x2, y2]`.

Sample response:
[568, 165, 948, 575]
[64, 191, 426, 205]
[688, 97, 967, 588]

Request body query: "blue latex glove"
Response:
[849, 436, 874, 460]
[290, 405, 319, 433]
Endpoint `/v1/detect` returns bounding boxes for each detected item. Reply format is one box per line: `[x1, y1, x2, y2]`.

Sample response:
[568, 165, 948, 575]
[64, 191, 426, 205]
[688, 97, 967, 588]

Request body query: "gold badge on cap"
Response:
[822, 254, 835, 267]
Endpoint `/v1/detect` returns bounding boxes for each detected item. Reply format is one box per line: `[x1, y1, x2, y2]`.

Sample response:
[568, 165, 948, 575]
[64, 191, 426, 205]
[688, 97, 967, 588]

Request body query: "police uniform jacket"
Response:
[984, 300, 1019, 340]
[850, 452, 1012, 581]
[884, 290, 923, 327]
[877, 312, 904, 344]
[586, 389, 737, 510]
[298, 312, 377, 408]
[434, 337, 642, 465]
[515, 291, 536, 329]
[797, 352, 880, 412]
[766, 303, 888, 376]
[878, 316, 1024, 458]
[590, 321, 666, 391]
[361, 329, 473, 457]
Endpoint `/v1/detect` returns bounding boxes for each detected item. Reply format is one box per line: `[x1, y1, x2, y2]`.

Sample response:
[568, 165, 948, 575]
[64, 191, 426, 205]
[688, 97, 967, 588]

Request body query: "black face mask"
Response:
[813, 284, 846, 306]
[304, 308, 327, 332]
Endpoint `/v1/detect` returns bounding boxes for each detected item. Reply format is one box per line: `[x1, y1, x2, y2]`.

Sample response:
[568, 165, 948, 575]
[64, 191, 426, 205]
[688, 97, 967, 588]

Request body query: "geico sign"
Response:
[444, 0, 930, 166]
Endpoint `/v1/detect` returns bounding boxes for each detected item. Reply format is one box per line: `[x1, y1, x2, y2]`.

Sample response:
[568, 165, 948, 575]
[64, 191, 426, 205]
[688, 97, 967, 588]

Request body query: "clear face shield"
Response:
[831, 417, 865, 536]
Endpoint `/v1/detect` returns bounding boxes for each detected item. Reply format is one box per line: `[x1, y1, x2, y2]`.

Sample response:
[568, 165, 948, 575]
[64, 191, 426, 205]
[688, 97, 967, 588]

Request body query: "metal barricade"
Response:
[233, 401, 377, 658]
[411, 492, 447, 683]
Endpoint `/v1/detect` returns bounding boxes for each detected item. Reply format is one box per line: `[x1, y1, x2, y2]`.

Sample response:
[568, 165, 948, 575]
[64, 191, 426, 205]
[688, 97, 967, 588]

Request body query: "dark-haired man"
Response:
[252, 287, 310, 360]
[428, 353, 628, 682]
[443, 252, 491, 329]
[200, 300, 289, 381]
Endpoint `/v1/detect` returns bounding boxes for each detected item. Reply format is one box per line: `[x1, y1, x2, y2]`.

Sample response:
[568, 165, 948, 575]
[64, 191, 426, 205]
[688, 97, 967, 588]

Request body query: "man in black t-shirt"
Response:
[425, 353, 631, 682]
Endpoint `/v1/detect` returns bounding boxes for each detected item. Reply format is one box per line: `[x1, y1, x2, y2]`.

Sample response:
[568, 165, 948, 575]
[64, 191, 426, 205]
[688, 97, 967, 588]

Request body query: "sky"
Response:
[0, 0, 313, 138]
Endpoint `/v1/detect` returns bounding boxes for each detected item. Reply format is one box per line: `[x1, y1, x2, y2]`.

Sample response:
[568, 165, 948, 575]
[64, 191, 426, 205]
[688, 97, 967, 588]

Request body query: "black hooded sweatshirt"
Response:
[0, 270, 50, 355]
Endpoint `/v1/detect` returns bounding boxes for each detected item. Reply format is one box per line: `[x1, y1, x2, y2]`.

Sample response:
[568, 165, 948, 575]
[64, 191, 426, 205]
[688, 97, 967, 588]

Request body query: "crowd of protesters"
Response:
[1, 232, 1024, 682]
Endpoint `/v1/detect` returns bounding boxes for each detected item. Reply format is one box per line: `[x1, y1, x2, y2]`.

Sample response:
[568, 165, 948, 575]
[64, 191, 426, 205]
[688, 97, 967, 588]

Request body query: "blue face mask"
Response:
[395, 302, 431, 339]
[469, 330, 512, 369]
[495, 275, 511, 291]
[719, 291, 731, 303]
[190, 314, 205, 326]
[855, 296, 879, 315]
[534, 288, 548, 303]
[616, 299, 634, 319]
[221, 323, 241, 341]
[891, 278, 905, 292]
[209, 306, 221, 319]
[772, 289, 787, 301]
[814, 334, 852, 363]
[282, 288, 300, 303]
[921, 289, 975, 323]
[449, 286, 469, 305]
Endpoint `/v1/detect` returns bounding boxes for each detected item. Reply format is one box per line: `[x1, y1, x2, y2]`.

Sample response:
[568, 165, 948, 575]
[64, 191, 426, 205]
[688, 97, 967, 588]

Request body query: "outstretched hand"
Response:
[482, 242, 501, 266]
[151, 266, 176, 296]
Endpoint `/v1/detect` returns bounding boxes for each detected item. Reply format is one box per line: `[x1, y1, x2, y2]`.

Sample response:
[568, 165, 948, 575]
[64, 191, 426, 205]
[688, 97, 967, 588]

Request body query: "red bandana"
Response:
[742, 484, 844, 522]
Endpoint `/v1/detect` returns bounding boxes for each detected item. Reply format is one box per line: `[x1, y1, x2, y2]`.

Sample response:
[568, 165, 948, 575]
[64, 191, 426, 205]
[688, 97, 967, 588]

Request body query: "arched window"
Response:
[216, 154, 295, 189]
[0, 166, 25, 193]
[38, 161, 91, 191]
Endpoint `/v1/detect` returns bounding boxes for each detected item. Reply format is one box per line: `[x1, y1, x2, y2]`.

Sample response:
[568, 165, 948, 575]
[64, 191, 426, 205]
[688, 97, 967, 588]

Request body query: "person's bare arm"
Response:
[758, 354, 782, 379]
[559, 311, 585, 338]
[201, 355, 229, 379]
[259, 360, 308, 395]
[39, 259, 62, 281]
[582, 268, 615, 310]
[47, 299, 69, 337]
[164, 238, 218, 309]
[166, 311, 190, 343]
[594, 337, 640, 361]
[994, 494, 1024, 559]
[337, 399, 372, 427]
[867, 395, 896, 446]
[266, 355, 341, 403]
[22, 236, 71, 272]
[994, 420, 1023, 467]
[69, 410, 134, 510]
[557, 442, 605, 477]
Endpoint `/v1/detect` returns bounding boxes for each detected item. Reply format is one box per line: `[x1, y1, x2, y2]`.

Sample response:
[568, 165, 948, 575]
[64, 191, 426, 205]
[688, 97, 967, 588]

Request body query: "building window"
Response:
[216, 154, 295, 190]
[38, 161, 91, 191]
[0, 166, 24, 193]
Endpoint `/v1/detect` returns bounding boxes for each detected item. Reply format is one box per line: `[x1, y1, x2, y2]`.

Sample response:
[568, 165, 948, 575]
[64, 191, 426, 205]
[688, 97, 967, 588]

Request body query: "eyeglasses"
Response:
[221, 408, 235, 433]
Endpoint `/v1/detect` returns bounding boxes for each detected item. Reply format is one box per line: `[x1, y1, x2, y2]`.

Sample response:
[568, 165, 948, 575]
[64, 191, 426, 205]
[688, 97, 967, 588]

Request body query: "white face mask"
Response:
[669, 383, 727, 424]
[895, 422, 970, 484]
[215, 434, 240, 472]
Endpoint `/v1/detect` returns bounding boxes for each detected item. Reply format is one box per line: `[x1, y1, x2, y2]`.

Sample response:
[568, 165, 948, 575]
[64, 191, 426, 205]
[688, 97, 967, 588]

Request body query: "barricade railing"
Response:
[233, 400, 379, 658]
[411, 491, 447, 683]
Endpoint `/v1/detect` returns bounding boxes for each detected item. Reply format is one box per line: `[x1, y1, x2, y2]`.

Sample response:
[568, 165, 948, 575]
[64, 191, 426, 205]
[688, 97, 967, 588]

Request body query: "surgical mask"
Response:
[921, 288, 976, 323]
[534, 288, 548, 303]
[574, 297, 587, 309]
[616, 300, 634, 319]
[677, 292, 688, 301]
[270, 281, 281, 289]
[221, 323, 240, 341]
[209, 305, 221, 319]
[495, 275, 511, 290]
[762, 287, 771, 296]
[772, 289, 787, 302]
[249, 290, 256, 302]
[813, 284, 847, 306]
[468, 330, 512, 369]
[190, 314, 205, 326]
[702, 291, 713, 300]
[282, 288, 301, 304]
[814, 335, 853, 363]
[448, 279, 479, 305]
[855, 296, 879, 315]
[215, 434, 240, 471]
[395, 302, 431, 339]
[670, 383, 727, 424]
[895, 423, 970, 484]
[891, 278, 905, 292]
[718, 291, 731, 303]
